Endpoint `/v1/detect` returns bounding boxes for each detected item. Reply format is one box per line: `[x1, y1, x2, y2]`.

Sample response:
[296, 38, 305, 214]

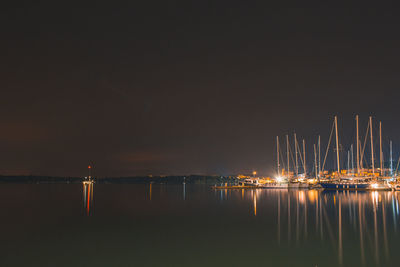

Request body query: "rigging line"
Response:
[322, 121, 335, 173]
[297, 140, 304, 168]
[362, 154, 369, 169]
[360, 120, 370, 169]
[310, 164, 315, 174]
[372, 123, 380, 160]
[382, 133, 392, 163]
[288, 141, 296, 171]
[279, 146, 286, 171]
[344, 119, 356, 154]
[395, 156, 400, 175]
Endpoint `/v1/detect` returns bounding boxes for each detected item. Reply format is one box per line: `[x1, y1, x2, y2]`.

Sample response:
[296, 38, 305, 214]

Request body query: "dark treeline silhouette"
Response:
[98, 175, 235, 184]
[0, 175, 82, 183]
[0, 175, 236, 184]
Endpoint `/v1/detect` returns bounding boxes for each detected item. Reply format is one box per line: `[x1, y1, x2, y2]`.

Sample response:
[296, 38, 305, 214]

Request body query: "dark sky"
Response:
[1, 3, 400, 177]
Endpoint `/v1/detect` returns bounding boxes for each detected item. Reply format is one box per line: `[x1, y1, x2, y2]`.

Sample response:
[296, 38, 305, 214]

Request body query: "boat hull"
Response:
[258, 184, 288, 189]
[320, 183, 370, 190]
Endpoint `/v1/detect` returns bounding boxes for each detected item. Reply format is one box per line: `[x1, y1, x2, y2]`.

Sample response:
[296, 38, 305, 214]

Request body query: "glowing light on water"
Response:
[372, 191, 379, 206]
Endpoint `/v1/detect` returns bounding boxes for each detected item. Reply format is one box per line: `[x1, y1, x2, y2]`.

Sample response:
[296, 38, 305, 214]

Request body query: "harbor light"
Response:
[371, 183, 379, 189]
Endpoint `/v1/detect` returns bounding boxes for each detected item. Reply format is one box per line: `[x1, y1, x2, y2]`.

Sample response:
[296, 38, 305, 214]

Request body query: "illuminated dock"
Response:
[212, 185, 257, 189]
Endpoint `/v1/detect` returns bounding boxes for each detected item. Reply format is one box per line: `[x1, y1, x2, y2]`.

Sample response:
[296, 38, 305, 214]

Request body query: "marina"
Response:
[215, 115, 400, 192]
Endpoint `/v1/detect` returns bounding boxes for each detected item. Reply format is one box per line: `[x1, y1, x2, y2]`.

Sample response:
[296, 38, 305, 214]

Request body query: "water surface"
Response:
[1, 183, 399, 266]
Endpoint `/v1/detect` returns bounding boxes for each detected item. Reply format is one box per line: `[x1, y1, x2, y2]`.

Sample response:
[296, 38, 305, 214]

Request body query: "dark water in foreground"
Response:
[1, 184, 400, 266]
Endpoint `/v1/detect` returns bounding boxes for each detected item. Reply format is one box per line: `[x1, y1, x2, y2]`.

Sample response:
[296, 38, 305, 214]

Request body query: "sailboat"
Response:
[320, 116, 391, 190]
[264, 135, 289, 189]
[272, 134, 308, 189]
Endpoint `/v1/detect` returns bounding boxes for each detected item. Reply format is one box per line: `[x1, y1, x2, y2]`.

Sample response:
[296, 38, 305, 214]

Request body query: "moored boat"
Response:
[320, 182, 370, 190]
[320, 179, 391, 190]
[258, 183, 288, 189]
[319, 116, 392, 191]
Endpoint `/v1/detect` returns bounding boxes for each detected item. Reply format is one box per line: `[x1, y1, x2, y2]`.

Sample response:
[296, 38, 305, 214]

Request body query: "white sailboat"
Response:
[320, 115, 391, 190]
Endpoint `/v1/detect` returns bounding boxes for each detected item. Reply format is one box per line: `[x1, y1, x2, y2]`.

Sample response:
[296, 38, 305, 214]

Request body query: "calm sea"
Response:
[0, 183, 399, 266]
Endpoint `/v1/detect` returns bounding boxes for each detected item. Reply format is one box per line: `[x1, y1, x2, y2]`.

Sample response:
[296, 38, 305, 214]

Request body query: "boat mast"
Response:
[303, 139, 306, 177]
[318, 135, 321, 177]
[369, 116, 375, 175]
[286, 134, 290, 178]
[294, 133, 298, 177]
[314, 144, 317, 179]
[335, 116, 340, 175]
[380, 121, 383, 176]
[347, 150, 350, 174]
[390, 140, 393, 177]
[351, 144, 354, 175]
[277, 136, 280, 176]
[356, 115, 360, 175]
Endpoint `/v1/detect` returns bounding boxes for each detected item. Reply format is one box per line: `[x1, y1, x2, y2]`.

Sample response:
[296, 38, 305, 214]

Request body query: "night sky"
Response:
[1, 3, 400, 177]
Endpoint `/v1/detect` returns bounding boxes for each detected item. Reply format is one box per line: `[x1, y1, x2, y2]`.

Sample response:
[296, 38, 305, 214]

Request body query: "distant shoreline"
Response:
[0, 175, 236, 184]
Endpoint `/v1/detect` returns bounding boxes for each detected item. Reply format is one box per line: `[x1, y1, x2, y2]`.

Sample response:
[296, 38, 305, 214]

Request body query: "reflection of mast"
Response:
[358, 198, 365, 265]
[316, 192, 319, 232]
[288, 191, 291, 242]
[278, 191, 281, 244]
[304, 193, 308, 238]
[373, 192, 379, 264]
[392, 192, 397, 232]
[382, 197, 389, 260]
[320, 194, 323, 239]
[253, 190, 257, 216]
[338, 196, 343, 265]
[296, 193, 299, 243]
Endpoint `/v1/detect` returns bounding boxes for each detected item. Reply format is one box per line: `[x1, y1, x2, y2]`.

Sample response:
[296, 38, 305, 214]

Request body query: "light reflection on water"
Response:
[215, 187, 400, 266]
[2, 183, 400, 266]
[82, 182, 94, 216]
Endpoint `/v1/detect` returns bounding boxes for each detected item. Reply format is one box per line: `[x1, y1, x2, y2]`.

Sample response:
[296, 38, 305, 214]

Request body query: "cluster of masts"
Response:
[276, 115, 395, 180]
